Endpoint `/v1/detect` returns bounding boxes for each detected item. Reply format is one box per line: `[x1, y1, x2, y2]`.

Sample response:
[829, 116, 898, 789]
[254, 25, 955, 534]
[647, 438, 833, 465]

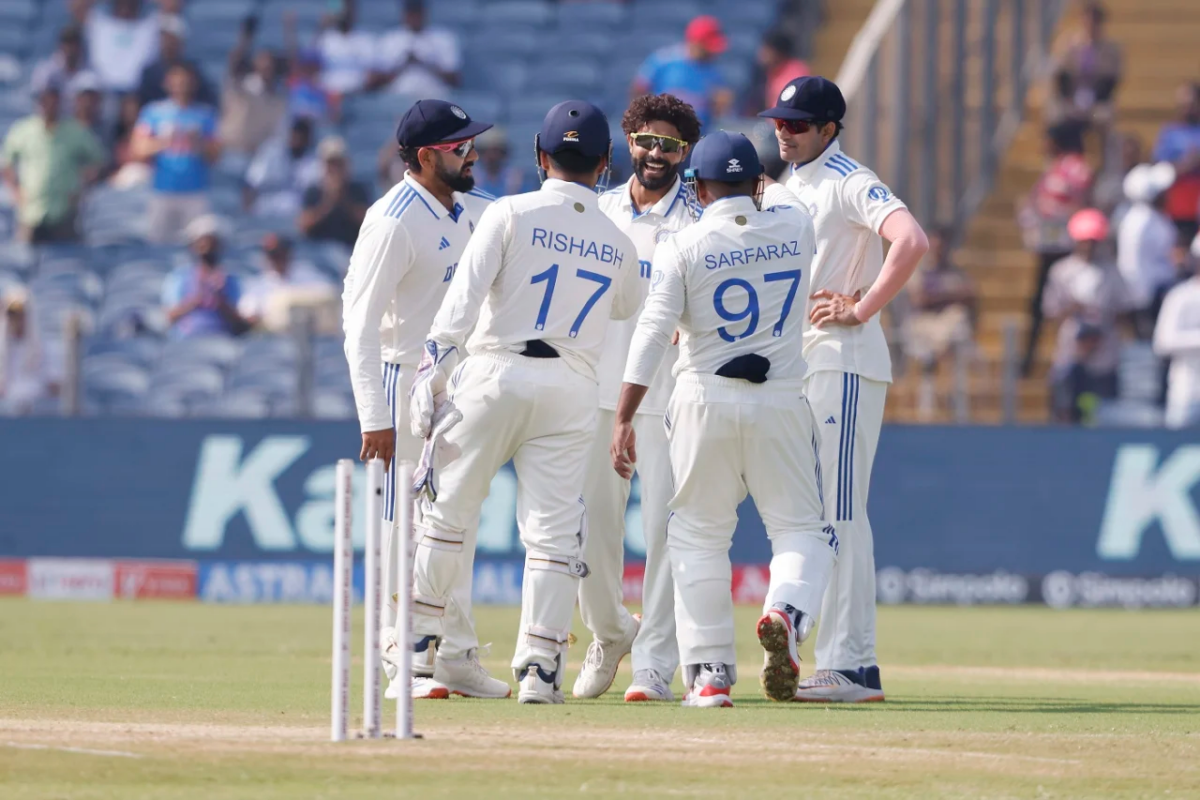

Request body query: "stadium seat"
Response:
[711, 0, 777, 29]
[83, 362, 151, 405]
[313, 389, 355, 420]
[628, 0, 700, 28]
[556, 2, 629, 29]
[478, 61, 529, 96]
[427, 0, 479, 27]
[466, 28, 540, 60]
[0, 0, 37, 23]
[185, 0, 255, 24]
[159, 336, 243, 369]
[447, 91, 504, 127]
[238, 335, 300, 366]
[138, 394, 189, 418]
[719, 60, 754, 93]
[531, 61, 603, 97]
[198, 389, 273, 419]
[152, 363, 227, 405]
[85, 336, 163, 368]
[539, 31, 615, 60]
[479, 1, 555, 29]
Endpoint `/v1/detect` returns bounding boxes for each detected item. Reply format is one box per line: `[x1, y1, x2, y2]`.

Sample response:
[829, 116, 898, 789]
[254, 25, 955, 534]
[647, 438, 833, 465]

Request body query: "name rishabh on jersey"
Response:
[429, 178, 643, 382]
[342, 173, 494, 433]
[595, 175, 694, 416]
[784, 141, 908, 384]
[624, 192, 817, 388]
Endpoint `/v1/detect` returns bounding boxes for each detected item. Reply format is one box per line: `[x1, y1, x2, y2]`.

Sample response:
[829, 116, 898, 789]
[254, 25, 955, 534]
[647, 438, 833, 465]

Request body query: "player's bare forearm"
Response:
[855, 209, 929, 322]
[614, 382, 649, 425]
[611, 382, 648, 480]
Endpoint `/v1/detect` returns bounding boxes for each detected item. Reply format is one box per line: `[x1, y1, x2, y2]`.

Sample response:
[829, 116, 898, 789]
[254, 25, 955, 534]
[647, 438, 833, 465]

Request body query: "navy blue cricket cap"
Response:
[538, 100, 610, 158]
[758, 75, 846, 122]
[688, 131, 763, 182]
[395, 99, 493, 148]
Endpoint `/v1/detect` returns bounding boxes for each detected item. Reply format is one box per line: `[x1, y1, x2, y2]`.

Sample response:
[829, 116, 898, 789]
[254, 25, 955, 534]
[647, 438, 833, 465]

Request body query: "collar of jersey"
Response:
[702, 195, 758, 219]
[619, 175, 684, 220]
[402, 172, 458, 220]
[541, 178, 599, 206]
[790, 139, 844, 184]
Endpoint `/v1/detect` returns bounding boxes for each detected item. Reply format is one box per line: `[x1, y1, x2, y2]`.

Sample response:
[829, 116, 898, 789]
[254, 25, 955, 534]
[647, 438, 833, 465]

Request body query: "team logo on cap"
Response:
[450, 105, 467, 119]
[563, 130, 580, 142]
[727, 158, 743, 174]
[780, 84, 797, 102]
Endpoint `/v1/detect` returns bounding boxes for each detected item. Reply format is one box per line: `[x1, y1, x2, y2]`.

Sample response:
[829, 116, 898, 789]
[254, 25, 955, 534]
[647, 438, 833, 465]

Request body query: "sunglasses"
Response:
[774, 118, 825, 135]
[423, 138, 475, 157]
[629, 132, 688, 154]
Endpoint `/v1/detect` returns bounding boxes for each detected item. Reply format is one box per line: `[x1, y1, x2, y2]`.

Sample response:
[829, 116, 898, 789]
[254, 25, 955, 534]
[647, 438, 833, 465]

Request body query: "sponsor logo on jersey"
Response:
[438, 236, 450, 250]
[867, 185, 892, 202]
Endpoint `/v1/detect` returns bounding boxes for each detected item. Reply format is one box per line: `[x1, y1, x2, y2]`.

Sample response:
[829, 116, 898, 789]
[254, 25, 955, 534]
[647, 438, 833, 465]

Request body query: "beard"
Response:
[633, 154, 677, 192]
[436, 160, 475, 193]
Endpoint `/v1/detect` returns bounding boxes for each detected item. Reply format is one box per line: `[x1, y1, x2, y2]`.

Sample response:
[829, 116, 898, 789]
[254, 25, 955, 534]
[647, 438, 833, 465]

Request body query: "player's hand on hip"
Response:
[810, 289, 864, 328]
[360, 428, 396, 466]
[610, 421, 638, 480]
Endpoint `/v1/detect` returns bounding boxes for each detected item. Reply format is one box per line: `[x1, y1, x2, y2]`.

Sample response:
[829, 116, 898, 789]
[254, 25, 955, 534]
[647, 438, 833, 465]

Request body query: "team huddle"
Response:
[342, 76, 929, 706]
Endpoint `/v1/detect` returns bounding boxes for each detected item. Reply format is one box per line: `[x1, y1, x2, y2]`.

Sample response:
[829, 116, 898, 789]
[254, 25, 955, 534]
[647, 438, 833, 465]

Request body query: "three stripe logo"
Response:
[438, 237, 451, 251]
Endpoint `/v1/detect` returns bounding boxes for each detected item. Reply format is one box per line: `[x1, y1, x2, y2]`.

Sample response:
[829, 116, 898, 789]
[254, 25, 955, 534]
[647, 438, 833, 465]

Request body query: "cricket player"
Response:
[342, 99, 510, 701]
[409, 100, 643, 704]
[760, 76, 929, 702]
[613, 131, 833, 707]
[572, 94, 701, 703]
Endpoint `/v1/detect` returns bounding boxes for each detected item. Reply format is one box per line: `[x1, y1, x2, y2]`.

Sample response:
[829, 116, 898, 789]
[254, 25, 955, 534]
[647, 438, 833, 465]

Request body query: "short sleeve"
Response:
[635, 51, 661, 89]
[161, 270, 186, 306]
[0, 122, 22, 167]
[838, 170, 908, 234]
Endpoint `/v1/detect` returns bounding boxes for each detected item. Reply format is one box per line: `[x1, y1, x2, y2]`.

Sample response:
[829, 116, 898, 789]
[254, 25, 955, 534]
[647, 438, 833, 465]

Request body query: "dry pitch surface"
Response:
[1, 600, 1198, 799]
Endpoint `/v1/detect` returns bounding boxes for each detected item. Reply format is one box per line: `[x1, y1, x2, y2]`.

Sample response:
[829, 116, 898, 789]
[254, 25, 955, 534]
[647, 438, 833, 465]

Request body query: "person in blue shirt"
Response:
[631, 15, 732, 130]
[131, 62, 221, 244]
[1152, 83, 1200, 243]
[162, 215, 250, 340]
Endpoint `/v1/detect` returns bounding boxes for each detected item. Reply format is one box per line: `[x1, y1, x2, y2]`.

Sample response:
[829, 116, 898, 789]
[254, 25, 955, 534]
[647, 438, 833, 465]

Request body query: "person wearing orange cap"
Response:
[1043, 208, 1133, 423]
[631, 15, 732, 129]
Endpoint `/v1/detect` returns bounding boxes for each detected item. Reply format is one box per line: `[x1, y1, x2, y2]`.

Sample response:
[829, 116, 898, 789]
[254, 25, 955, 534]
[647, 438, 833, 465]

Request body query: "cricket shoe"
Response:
[384, 633, 449, 700]
[571, 613, 640, 699]
[624, 669, 674, 702]
[517, 662, 565, 705]
[681, 663, 734, 708]
[756, 604, 806, 702]
[793, 667, 885, 703]
[434, 648, 512, 699]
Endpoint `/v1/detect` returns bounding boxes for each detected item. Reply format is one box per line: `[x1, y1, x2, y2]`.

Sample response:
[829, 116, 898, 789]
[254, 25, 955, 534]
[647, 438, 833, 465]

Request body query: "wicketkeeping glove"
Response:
[409, 340, 460, 439]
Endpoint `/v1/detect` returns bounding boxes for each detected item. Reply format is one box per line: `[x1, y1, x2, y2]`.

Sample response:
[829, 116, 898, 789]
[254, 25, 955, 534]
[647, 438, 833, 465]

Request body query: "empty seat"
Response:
[556, 2, 628, 29]
[159, 336, 243, 369]
[83, 362, 150, 405]
[479, 1, 555, 29]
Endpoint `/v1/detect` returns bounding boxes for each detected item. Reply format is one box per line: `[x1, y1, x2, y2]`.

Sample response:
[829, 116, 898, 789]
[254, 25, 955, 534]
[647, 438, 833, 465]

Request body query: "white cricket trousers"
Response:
[666, 373, 837, 671]
[577, 408, 677, 681]
[382, 363, 477, 662]
[411, 352, 597, 678]
[803, 371, 887, 671]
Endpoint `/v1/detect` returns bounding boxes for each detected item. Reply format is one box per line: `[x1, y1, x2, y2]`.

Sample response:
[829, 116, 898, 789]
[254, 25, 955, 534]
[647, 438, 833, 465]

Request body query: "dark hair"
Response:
[549, 149, 604, 175]
[621, 94, 702, 144]
[1047, 120, 1086, 154]
[762, 31, 792, 56]
[1084, 2, 1106, 23]
[399, 145, 423, 173]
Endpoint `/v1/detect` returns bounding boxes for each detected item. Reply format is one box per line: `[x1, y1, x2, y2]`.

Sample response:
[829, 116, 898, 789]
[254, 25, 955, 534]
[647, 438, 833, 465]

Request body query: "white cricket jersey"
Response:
[595, 176, 694, 416]
[625, 195, 817, 388]
[429, 178, 642, 382]
[342, 172, 493, 432]
[785, 140, 908, 383]
[1154, 278, 1200, 419]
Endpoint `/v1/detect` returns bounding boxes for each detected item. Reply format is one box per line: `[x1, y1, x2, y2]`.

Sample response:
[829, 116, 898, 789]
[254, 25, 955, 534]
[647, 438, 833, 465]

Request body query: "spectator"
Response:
[298, 137, 369, 248]
[136, 14, 216, 108]
[289, 49, 338, 125]
[632, 16, 732, 129]
[0, 289, 56, 416]
[755, 32, 810, 114]
[76, 0, 161, 93]
[1117, 162, 1177, 336]
[110, 93, 151, 188]
[132, 62, 221, 243]
[219, 17, 288, 159]
[1, 79, 106, 244]
[1153, 235, 1200, 428]
[1047, 2, 1122, 132]
[72, 75, 106, 143]
[1043, 209, 1131, 424]
[1018, 121, 1093, 375]
[30, 26, 101, 106]
[1152, 82, 1200, 244]
[471, 127, 532, 198]
[162, 215, 250, 339]
[904, 225, 976, 374]
[1092, 132, 1143, 220]
[316, 0, 375, 97]
[238, 233, 334, 330]
[243, 118, 322, 218]
[370, 0, 462, 97]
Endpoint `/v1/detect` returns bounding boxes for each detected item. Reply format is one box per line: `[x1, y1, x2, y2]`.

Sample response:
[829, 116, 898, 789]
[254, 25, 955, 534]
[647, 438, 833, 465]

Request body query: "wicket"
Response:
[331, 458, 417, 742]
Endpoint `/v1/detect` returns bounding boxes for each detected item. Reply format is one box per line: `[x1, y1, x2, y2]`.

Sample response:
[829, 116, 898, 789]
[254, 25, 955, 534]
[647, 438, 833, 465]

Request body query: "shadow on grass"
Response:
[709, 695, 1200, 714]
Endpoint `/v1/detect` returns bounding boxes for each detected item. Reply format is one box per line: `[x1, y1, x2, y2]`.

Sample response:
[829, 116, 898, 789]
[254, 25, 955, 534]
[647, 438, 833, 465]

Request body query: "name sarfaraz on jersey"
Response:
[531, 228, 626, 267]
[704, 240, 804, 270]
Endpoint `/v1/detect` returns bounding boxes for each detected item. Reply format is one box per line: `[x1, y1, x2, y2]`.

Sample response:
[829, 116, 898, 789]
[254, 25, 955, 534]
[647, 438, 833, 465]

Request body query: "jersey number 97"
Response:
[712, 270, 802, 342]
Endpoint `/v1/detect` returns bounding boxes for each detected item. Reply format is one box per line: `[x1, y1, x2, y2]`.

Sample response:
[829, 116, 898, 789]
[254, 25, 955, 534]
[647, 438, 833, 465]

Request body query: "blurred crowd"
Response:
[1015, 2, 1200, 427]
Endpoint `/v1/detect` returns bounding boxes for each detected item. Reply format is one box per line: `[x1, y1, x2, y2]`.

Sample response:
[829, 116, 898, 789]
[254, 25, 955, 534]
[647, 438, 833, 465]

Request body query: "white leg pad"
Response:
[412, 593, 445, 617]
[764, 529, 838, 622]
[512, 562, 578, 674]
[526, 549, 590, 578]
[668, 531, 736, 669]
[414, 523, 465, 553]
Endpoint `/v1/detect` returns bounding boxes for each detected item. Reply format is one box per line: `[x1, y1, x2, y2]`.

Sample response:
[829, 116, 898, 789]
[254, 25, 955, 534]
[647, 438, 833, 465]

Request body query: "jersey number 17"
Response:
[530, 263, 612, 338]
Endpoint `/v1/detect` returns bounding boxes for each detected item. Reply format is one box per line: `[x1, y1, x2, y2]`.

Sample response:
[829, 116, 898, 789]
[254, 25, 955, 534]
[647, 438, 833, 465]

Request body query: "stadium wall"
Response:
[1, 420, 1197, 607]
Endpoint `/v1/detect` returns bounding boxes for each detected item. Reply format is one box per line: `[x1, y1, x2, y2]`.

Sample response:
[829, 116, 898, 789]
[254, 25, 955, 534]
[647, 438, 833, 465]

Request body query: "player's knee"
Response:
[414, 522, 465, 553]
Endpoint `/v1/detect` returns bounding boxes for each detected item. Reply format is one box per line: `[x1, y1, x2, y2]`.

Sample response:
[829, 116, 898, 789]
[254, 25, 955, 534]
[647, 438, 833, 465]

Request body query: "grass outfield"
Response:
[1, 600, 1198, 799]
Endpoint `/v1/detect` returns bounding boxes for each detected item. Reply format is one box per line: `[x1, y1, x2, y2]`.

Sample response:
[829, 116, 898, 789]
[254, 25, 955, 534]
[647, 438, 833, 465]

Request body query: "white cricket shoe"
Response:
[383, 632, 448, 699]
[386, 675, 450, 700]
[434, 649, 512, 699]
[793, 669, 885, 703]
[571, 615, 639, 699]
[624, 669, 674, 702]
[517, 663, 564, 705]
[681, 663, 734, 708]
[756, 605, 802, 702]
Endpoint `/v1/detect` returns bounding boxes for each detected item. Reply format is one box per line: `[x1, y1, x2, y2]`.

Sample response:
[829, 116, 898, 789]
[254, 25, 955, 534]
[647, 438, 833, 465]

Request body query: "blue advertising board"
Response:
[2, 420, 1199, 605]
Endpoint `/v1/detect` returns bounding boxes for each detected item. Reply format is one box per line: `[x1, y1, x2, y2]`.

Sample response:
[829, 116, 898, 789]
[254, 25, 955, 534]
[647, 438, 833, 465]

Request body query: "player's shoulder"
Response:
[456, 187, 497, 219]
[598, 183, 629, 215]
